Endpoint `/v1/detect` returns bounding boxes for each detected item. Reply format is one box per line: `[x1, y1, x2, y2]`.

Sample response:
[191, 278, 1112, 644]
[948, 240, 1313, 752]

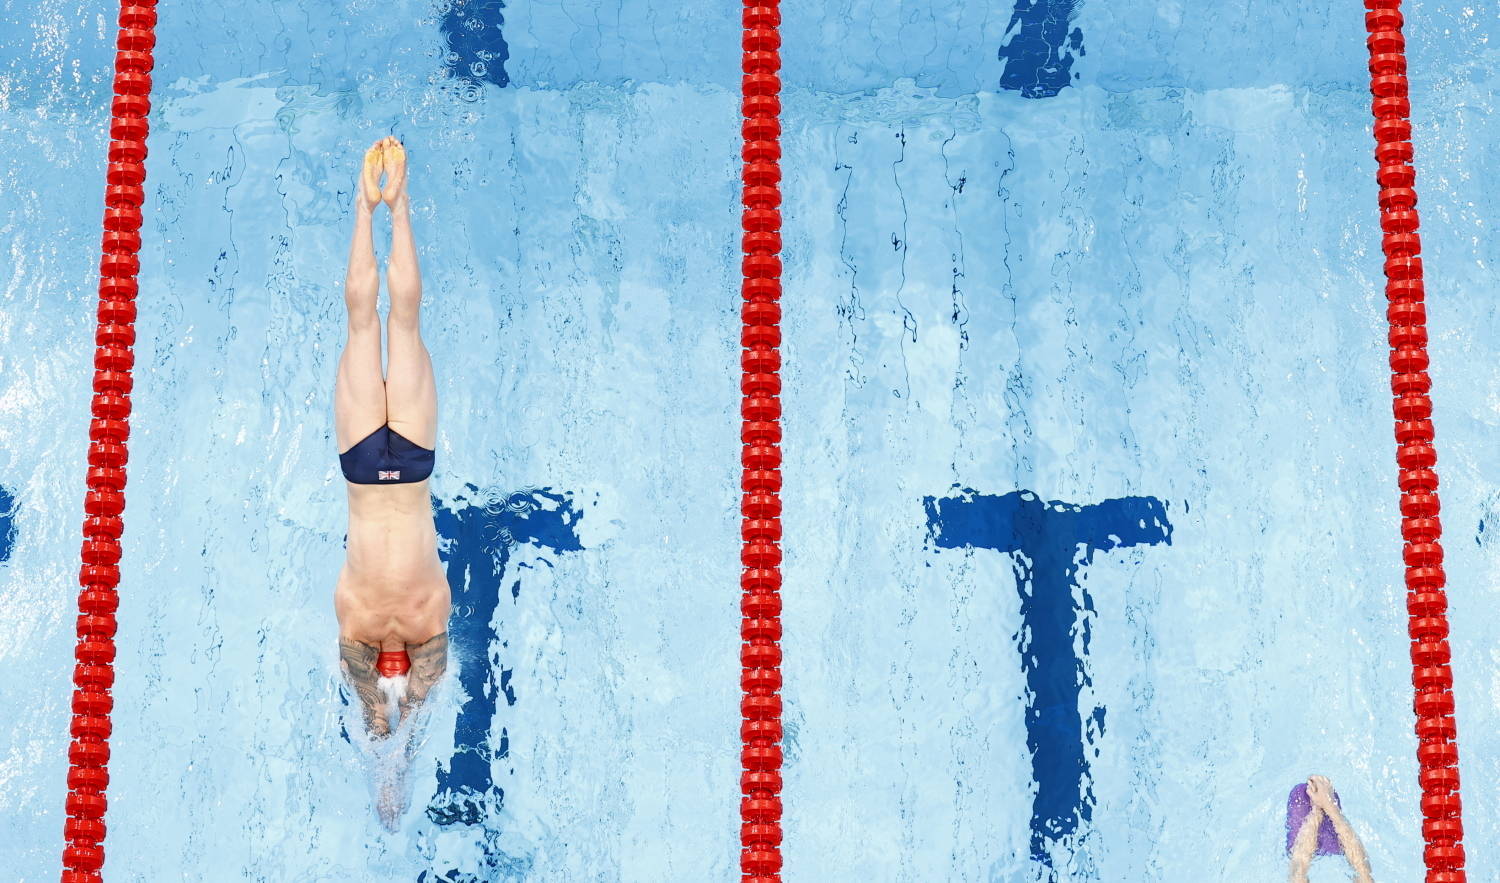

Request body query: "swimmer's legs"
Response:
[380, 138, 437, 451]
[335, 141, 388, 453]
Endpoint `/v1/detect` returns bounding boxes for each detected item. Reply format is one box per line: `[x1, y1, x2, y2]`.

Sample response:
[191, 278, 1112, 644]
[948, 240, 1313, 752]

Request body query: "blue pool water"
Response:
[2, 0, 1499, 880]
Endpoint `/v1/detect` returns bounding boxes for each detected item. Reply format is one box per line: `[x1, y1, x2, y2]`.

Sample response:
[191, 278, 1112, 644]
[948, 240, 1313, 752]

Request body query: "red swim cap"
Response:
[376, 651, 411, 677]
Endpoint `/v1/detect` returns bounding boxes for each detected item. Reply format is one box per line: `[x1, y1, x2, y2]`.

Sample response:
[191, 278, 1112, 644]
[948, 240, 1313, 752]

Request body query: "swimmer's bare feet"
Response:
[380, 136, 408, 209]
[359, 140, 384, 212]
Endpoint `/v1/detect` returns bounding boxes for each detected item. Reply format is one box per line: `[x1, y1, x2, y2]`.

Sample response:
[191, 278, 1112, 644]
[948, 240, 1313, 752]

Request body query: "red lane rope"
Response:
[739, 4, 784, 881]
[62, 3, 155, 881]
[1362, 2, 1466, 880]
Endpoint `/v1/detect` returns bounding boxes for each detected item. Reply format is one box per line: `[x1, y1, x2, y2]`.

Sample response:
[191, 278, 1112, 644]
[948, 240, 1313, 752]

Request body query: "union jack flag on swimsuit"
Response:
[378, 470, 400, 481]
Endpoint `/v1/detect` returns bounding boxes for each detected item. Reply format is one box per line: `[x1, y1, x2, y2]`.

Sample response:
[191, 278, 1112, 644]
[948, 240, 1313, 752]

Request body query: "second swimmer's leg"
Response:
[381, 137, 437, 450]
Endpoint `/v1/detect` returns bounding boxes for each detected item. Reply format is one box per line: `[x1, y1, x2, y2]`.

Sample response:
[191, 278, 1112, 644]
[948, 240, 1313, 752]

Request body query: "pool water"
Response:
[2, 0, 1499, 880]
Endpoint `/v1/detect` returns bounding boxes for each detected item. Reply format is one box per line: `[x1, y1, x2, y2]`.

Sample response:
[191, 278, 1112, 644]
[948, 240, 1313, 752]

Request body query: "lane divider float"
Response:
[62, 2, 156, 880]
[739, 3, 785, 881]
[1362, 2, 1466, 879]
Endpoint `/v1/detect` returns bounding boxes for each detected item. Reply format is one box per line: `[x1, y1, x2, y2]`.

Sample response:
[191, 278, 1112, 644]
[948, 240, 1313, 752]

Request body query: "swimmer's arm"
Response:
[400, 632, 448, 719]
[339, 638, 391, 737]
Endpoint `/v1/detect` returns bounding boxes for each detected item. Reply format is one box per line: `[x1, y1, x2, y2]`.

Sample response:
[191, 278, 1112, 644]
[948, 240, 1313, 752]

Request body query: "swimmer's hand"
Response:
[339, 638, 392, 737]
[1305, 775, 1337, 813]
[376, 764, 412, 832]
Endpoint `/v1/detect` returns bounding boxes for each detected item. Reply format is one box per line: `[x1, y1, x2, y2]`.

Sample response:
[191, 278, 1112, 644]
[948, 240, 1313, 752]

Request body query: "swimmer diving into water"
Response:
[333, 138, 450, 783]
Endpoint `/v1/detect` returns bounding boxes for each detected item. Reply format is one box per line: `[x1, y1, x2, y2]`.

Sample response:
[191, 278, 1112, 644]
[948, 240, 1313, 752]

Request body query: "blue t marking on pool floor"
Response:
[925, 488, 1170, 876]
[422, 485, 583, 882]
[998, 0, 1085, 99]
[0, 483, 15, 564]
[439, 0, 511, 90]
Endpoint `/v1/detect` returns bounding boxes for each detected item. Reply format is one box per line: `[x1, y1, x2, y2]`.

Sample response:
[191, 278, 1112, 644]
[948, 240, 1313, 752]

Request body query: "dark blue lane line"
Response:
[440, 0, 511, 90]
[418, 486, 583, 882]
[925, 488, 1171, 876]
[998, 0, 1085, 99]
[0, 483, 14, 564]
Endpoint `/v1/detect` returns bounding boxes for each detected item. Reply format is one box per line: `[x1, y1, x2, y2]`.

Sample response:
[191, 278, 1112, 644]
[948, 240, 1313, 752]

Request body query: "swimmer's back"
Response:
[335, 564, 448, 650]
[338, 481, 448, 648]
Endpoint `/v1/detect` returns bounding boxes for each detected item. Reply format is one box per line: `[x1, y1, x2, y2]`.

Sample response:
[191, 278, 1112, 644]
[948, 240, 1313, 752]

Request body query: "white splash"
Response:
[347, 673, 431, 833]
